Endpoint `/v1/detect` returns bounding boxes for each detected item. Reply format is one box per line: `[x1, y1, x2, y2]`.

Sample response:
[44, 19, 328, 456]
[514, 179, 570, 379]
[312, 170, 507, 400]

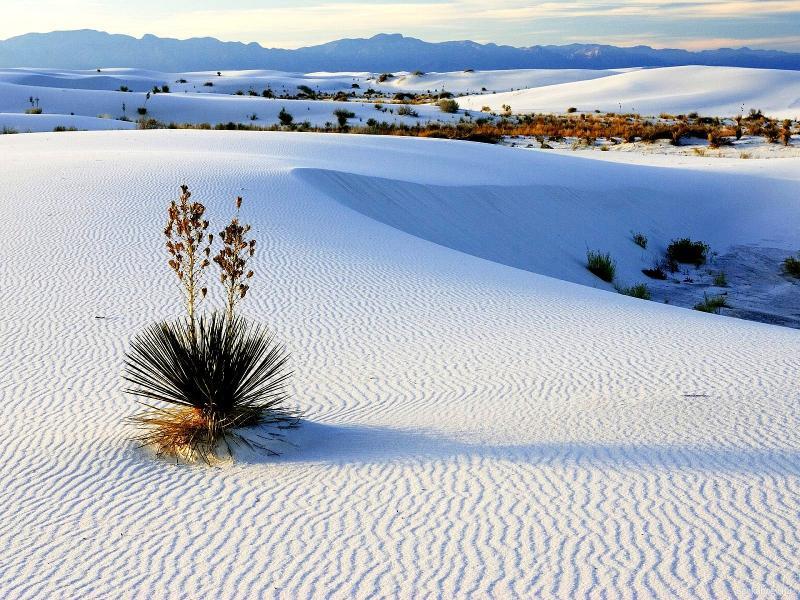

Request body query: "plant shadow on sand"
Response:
[237, 421, 800, 475]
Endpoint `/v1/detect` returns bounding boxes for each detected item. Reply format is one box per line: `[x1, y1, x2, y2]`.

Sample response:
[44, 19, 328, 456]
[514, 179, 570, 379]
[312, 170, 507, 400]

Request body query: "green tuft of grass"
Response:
[694, 293, 729, 314]
[713, 272, 728, 287]
[586, 250, 616, 282]
[616, 283, 651, 300]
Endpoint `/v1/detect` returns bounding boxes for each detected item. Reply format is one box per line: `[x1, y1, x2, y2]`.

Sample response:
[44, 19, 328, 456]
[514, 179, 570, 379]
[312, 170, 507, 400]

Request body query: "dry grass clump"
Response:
[125, 186, 298, 462]
[438, 99, 459, 114]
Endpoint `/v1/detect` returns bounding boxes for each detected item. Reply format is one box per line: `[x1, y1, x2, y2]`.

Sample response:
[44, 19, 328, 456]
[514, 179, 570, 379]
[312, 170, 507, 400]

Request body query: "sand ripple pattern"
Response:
[0, 131, 799, 599]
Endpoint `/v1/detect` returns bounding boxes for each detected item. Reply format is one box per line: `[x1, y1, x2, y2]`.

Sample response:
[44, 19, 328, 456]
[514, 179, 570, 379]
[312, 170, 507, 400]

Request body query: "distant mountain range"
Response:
[1, 30, 799, 72]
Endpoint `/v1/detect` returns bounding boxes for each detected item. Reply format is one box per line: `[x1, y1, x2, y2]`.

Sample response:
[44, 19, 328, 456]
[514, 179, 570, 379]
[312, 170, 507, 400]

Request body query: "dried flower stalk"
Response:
[165, 184, 212, 336]
[214, 196, 255, 322]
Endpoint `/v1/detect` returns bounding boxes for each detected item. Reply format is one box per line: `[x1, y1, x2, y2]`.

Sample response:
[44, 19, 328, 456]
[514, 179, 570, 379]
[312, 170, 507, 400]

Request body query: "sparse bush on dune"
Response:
[438, 99, 459, 114]
[137, 117, 162, 129]
[124, 186, 298, 462]
[707, 129, 730, 149]
[25, 107, 42, 114]
[694, 293, 729, 314]
[586, 250, 616, 282]
[667, 238, 709, 267]
[783, 256, 800, 278]
[642, 264, 667, 280]
[333, 108, 355, 127]
[278, 107, 294, 126]
[396, 105, 419, 117]
[616, 283, 651, 300]
[632, 232, 648, 249]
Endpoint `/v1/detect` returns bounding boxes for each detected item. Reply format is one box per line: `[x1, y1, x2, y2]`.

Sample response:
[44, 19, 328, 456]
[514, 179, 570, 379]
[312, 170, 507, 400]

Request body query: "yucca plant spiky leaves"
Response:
[124, 312, 298, 462]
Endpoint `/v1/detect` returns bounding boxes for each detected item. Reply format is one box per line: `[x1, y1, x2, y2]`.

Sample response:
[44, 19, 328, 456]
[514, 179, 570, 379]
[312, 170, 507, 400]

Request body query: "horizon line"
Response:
[2, 29, 799, 55]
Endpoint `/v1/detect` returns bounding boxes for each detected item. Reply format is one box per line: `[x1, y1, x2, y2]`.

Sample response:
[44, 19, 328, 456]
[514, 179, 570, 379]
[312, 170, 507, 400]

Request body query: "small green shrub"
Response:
[713, 272, 728, 287]
[333, 108, 355, 127]
[694, 293, 729, 314]
[278, 108, 293, 126]
[567, 107, 577, 113]
[397, 105, 419, 117]
[25, 107, 43, 114]
[667, 238, 709, 267]
[377, 73, 393, 83]
[137, 107, 147, 115]
[783, 256, 800, 278]
[586, 250, 616, 282]
[632, 232, 648, 249]
[438, 99, 459, 114]
[53, 126, 78, 132]
[297, 85, 317, 99]
[617, 283, 651, 300]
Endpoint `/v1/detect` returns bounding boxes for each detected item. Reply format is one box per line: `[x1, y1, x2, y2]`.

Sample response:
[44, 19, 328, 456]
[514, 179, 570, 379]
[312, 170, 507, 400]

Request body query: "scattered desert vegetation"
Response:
[438, 99, 459, 114]
[632, 232, 648, 249]
[333, 108, 356, 127]
[617, 283, 651, 300]
[783, 256, 800, 278]
[123, 185, 298, 462]
[667, 238, 709, 267]
[586, 250, 616, 282]
[694, 293, 730, 314]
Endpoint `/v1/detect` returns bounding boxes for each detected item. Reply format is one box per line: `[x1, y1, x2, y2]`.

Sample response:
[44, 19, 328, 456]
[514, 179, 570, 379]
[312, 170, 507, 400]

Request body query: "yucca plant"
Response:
[125, 313, 297, 462]
[125, 185, 298, 462]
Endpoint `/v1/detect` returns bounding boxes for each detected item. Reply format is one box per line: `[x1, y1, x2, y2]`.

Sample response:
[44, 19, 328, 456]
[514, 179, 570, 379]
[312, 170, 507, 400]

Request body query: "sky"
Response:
[2, 0, 799, 51]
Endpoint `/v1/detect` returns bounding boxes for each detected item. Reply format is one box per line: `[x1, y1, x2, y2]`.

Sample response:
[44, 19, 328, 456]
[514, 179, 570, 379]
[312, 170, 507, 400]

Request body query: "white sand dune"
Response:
[1, 131, 799, 598]
[461, 65, 800, 118]
[0, 80, 461, 129]
[377, 68, 623, 94]
[0, 112, 137, 132]
[0, 66, 623, 96]
[0, 66, 623, 131]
